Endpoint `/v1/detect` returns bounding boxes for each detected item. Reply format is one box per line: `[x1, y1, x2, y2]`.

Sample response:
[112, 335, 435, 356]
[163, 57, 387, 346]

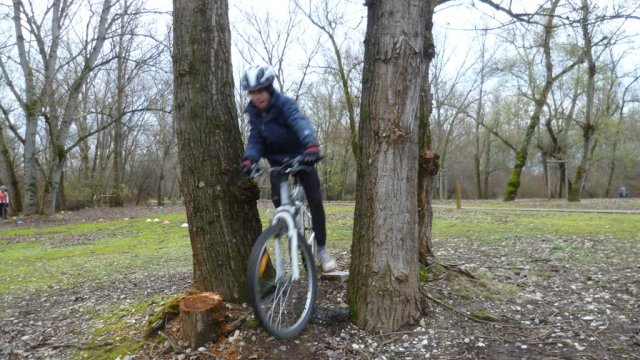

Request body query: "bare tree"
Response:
[0, 105, 22, 214]
[232, 3, 318, 99]
[495, 0, 585, 201]
[544, 74, 581, 198]
[294, 0, 363, 161]
[153, 79, 177, 206]
[569, 0, 617, 201]
[1, 0, 117, 214]
[2, 0, 45, 214]
[605, 70, 640, 196]
[305, 76, 356, 200]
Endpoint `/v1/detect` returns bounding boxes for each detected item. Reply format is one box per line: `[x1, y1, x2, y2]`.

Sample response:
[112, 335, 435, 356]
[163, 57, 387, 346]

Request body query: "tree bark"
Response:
[347, 0, 428, 333]
[418, 0, 437, 265]
[173, 0, 262, 302]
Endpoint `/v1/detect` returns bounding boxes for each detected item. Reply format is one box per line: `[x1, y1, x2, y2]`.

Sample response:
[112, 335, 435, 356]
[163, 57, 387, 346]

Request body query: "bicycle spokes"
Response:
[247, 221, 316, 339]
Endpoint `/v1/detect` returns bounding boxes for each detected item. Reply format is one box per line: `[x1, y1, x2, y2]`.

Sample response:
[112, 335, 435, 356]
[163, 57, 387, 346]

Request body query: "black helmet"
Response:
[241, 63, 275, 92]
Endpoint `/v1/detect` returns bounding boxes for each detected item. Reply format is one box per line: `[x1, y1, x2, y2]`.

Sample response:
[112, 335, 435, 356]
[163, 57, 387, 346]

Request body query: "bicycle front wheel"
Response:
[247, 219, 317, 339]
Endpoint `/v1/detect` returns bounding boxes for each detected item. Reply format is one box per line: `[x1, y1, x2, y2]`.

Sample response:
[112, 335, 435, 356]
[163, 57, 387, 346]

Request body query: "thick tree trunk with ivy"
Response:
[347, 0, 428, 333]
[503, 0, 560, 202]
[173, 0, 262, 302]
[418, 0, 437, 265]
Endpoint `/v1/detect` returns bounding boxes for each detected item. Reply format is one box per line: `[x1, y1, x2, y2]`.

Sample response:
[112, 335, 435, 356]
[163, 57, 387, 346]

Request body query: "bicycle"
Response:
[246, 156, 318, 339]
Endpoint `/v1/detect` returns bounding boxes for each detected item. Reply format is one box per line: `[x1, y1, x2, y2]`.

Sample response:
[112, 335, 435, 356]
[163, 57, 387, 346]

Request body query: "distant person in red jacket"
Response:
[0, 186, 9, 219]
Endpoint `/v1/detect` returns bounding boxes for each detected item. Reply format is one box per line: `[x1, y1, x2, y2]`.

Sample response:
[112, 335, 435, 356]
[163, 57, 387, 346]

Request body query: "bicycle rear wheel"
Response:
[247, 219, 317, 339]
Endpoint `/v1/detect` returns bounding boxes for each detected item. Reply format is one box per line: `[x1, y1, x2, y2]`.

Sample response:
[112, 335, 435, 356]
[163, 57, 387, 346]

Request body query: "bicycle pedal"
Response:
[320, 270, 349, 282]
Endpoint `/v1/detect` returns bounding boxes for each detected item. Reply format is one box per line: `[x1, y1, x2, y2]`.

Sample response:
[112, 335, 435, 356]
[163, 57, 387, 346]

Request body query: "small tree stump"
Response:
[179, 292, 224, 349]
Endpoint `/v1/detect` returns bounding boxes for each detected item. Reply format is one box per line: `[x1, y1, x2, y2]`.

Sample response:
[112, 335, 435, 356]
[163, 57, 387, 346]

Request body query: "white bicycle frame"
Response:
[256, 159, 315, 283]
[271, 180, 300, 280]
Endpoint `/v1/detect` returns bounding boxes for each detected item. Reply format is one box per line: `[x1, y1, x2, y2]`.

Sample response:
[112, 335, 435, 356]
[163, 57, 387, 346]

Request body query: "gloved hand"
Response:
[240, 159, 254, 176]
[300, 143, 323, 164]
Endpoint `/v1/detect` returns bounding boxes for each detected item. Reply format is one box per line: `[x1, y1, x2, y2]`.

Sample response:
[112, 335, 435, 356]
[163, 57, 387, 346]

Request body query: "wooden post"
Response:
[455, 181, 462, 209]
[179, 292, 224, 349]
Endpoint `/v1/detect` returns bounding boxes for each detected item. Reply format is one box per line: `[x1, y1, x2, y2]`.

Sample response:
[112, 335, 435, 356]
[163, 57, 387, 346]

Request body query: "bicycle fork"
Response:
[272, 211, 300, 281]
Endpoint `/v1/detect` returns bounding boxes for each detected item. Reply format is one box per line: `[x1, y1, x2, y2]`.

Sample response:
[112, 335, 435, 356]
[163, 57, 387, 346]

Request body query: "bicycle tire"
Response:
[247, 219, 317, 339]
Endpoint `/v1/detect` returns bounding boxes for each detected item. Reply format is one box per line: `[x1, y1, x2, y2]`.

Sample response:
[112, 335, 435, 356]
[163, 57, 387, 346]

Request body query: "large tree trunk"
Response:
[347, 0, 428, 333]
[173, 0, 262, 302]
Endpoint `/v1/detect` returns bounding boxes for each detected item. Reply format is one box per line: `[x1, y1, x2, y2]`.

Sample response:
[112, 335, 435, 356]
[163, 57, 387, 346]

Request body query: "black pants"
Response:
[0, 204, 6, 219]
[270, 167, 326, 248]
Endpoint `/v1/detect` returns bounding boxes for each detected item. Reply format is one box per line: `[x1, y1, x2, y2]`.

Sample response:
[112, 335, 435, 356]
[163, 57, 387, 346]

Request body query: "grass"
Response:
[433, 209, 639, 241]
[2, 202, 637, 296]
[0, 213, 192, 295]
[1, 201, 638, 357]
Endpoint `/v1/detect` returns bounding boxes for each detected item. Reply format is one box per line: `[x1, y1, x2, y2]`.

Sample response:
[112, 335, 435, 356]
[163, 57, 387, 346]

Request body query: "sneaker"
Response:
[318, 249, 337, 272]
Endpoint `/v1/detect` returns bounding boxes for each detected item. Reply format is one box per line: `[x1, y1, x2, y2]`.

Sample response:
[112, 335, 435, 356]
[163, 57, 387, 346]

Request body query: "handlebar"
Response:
[247, 164, 263, 179]
[247, 156, 318, 180]
[272, 156, 317, 176]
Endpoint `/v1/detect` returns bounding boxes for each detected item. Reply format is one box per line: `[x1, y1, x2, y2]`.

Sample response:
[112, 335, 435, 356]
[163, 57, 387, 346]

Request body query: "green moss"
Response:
[146, 295, 182, 328]
[449, 269, 517, 302]
[75, 296, 176, 360]
[245, 318, 260, 329]
[470, 309, 503, 322]
[419, 263, 447, 282]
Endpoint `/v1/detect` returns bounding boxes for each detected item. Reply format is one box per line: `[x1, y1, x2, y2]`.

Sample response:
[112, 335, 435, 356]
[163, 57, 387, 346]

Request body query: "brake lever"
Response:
[249, 165, 263, 179]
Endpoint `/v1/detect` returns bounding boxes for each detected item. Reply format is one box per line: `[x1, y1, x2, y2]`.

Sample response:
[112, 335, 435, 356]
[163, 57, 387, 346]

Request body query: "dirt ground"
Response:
[1, 199, 639, 359]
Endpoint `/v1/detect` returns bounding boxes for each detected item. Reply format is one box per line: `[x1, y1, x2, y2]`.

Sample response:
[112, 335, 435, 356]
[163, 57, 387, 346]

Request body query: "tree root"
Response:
[426, 262, 477, 280]
[222, 314, 247, 337]
[37, 341, 114, 350]
[423, 290, 521, 328]
[157, 331, 182, 353]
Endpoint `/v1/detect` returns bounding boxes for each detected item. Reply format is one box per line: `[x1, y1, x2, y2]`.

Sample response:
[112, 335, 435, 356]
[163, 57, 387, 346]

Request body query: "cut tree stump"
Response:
[179, 292, 224, 349]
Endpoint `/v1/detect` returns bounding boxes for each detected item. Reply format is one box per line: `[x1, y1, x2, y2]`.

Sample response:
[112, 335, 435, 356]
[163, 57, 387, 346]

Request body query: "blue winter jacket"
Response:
[243, 90, 318, 166]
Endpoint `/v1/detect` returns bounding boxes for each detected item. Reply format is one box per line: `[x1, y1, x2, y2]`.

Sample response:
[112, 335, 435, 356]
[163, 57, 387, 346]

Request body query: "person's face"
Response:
[249, 89, 271, 111]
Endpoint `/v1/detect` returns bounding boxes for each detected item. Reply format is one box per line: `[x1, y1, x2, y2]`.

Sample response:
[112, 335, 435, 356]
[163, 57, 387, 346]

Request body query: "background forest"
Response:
[0, 0, 638, 216]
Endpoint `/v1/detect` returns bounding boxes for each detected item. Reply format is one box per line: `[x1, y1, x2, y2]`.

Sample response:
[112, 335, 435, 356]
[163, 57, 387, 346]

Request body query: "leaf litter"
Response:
[0, 200, 639, 359]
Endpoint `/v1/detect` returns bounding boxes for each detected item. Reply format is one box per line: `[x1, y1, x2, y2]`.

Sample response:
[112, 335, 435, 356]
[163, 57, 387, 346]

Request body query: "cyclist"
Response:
[239, 63, 337, 272]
